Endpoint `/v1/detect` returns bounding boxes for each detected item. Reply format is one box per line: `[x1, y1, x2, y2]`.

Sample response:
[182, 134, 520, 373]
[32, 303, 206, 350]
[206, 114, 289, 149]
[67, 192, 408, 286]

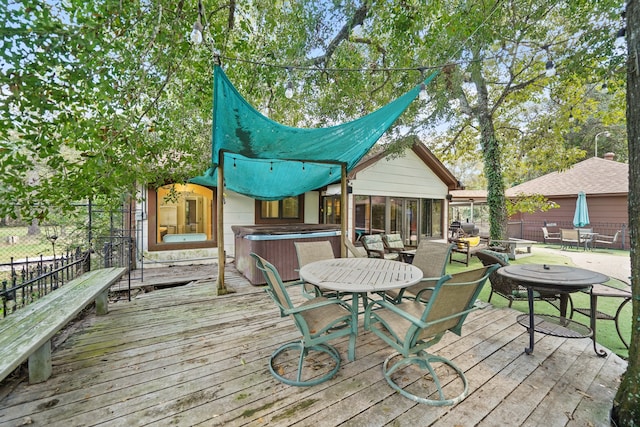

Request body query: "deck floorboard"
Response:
[0, 264, 626, 427]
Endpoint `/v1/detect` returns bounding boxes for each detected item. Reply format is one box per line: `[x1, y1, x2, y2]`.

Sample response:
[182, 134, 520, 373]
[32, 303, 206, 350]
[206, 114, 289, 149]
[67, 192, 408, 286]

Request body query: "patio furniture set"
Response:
[250, 237, 630, 407]
[542, 226, 622, 251]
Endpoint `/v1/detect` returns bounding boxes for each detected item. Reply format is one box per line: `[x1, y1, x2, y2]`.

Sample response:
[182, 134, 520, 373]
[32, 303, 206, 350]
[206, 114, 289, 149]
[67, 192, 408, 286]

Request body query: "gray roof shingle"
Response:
[506, 157, 628, 197]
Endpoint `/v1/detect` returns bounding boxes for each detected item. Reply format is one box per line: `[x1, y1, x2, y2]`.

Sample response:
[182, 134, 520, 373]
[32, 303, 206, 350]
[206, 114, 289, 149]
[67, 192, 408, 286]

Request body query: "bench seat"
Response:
[0, 267, 127, 384]
[448, 236, 489, 266]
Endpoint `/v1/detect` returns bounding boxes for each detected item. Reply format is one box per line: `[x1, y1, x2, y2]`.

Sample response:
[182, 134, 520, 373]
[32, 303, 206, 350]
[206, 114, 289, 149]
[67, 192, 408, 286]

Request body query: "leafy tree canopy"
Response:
[0, 0, 625, 229]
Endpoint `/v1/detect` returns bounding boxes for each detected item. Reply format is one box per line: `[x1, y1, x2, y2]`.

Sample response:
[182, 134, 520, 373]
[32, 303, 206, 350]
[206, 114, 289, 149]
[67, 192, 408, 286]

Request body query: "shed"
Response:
[507, 154, 628, 246]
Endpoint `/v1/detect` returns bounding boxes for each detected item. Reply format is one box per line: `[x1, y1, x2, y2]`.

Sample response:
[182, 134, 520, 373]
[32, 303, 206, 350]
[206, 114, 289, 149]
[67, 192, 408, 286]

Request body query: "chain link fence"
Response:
[0, 202, 135, 317]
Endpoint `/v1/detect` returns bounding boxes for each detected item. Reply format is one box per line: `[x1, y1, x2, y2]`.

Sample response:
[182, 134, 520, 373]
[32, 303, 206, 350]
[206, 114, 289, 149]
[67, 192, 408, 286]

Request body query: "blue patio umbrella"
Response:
[573, 191, 590, 227]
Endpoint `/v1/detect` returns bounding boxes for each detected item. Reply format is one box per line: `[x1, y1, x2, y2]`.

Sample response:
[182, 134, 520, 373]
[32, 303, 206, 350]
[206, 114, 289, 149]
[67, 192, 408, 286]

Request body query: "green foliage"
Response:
[506, 193, 559, 217]
[1, 0, 625, 229]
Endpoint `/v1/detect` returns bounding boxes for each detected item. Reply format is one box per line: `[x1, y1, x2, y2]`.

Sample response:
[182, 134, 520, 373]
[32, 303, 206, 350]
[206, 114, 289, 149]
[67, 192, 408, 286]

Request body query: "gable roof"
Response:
[506, 157, 628, 198]
[349, 142, 462, 191]
[449, 189, 487, 202]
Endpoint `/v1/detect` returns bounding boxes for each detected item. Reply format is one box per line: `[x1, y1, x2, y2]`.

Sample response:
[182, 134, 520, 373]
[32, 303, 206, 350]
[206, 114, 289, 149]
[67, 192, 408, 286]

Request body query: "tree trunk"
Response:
[27, 218, 40, 236]
[612, 0, 640, 424]
[471, 61, 508, 240]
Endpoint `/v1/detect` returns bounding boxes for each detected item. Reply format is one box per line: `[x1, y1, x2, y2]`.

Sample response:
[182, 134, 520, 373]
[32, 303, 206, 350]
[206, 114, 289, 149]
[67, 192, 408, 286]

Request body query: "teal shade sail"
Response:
[190, 66, 438, 200]
[573, 191, 590, 227]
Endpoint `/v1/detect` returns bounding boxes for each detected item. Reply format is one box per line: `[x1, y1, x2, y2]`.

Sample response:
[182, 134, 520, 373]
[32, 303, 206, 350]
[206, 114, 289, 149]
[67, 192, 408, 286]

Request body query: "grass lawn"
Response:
[446, 249, 632, 359]
[0, 226, 58, 264]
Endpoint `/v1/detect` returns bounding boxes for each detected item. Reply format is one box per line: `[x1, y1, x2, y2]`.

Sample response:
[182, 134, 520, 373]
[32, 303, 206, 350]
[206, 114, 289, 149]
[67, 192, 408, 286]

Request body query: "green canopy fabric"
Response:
[191, 66, 437, 200]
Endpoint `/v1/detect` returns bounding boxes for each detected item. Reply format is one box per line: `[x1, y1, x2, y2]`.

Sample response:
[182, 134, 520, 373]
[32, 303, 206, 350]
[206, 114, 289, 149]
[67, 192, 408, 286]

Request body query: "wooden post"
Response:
[217, 153, 226, 293]
[341, 163, 347, 258]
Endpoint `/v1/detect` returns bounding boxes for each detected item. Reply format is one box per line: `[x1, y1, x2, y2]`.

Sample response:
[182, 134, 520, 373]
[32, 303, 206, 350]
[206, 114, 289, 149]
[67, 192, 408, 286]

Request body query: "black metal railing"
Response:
[0, 248, 89, 318]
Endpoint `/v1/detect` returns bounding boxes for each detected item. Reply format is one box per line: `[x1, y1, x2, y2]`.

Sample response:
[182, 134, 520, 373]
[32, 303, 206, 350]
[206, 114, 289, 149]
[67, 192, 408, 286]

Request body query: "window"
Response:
[355, 195, 444, 242]
[156, 184, 213, 243]
[256, 196, 304, 223]
[321, 195, 341, 224]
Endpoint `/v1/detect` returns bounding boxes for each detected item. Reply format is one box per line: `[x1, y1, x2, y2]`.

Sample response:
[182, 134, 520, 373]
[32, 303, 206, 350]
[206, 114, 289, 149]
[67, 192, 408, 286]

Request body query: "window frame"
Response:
[147, 186, 217, 251]
[255, 196, 305, 224]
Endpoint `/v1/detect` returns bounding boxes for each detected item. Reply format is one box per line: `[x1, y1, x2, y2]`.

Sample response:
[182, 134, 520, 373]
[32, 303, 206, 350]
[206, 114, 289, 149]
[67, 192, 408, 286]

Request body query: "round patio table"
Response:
[299, 257, 422, 361]
[497, 264, 609, 355]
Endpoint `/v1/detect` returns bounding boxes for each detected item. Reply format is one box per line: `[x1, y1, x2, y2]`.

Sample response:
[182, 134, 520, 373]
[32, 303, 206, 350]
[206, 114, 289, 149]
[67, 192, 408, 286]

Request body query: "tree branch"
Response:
[311, 2, 371, 67]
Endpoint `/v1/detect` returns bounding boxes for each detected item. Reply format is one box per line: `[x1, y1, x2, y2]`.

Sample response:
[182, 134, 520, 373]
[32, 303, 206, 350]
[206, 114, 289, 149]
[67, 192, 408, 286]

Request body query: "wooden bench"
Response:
[489, 238, 537, 259]
[448, 236, 489, 266]
[0, 267, 127, 384]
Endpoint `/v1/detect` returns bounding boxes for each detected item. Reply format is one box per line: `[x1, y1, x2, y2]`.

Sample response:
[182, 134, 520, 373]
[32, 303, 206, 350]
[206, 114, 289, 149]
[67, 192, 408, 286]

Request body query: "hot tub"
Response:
[232, 224, 342, 285]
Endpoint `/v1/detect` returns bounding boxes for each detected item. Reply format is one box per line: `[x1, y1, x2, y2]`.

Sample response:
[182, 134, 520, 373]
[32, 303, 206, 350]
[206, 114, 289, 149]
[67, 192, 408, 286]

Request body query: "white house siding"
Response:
[222, 192, 255, 257]
[351, 150, 449, 198]
[138, 149, 452, 265]
[304, 191, 320, 223]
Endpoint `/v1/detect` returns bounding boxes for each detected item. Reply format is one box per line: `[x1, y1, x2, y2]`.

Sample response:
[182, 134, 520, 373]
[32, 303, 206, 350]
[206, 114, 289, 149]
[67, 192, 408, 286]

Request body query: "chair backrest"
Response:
[418, 265, 498, 340]
[250, 253, 295, 315]
[542, 227, 550, 238]
[476, 249, 509, 268]
[612, 230, 621, 243]
[561, 229, 579, 240]
[411, 240, 454, 278]
[361, 234, 386, 254]
[294, 240, 335, 268]
[344, 238, 366, 258]
[382, 233, 405, 250]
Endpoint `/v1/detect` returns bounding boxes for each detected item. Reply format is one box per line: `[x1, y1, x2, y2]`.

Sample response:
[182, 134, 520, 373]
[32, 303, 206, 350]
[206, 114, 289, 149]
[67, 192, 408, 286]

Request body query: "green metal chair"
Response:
[364, 265, 499, 405]
[294, 240, 337, 298]
[361, 234, 400, 260]
[251, 253, 357, 387]
[385, 240, 455, 303]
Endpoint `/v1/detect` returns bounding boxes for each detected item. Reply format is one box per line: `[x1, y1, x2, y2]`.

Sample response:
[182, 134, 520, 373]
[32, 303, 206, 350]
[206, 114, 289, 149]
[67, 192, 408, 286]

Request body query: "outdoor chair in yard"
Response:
[251, 253, 356, 387]
[541, 227, 561, 244]
[382, 233, 416, 262]
[476, 250, 563, 310]
[560, 229, 581, 250]
[294, 240, 338, 298]
[343, 237, 367, 258]
[570, 277, 632, 354]
[448, 229, 488, 266]
[364, 265, 499, 405]
[384, 240, 454, 304]
[361, 234, 400, 260]
[593, 230, 621, 250]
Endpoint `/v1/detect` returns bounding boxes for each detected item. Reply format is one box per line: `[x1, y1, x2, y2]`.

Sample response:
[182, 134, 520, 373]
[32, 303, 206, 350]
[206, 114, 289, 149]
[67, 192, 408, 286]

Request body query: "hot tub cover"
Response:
[191, 65, 437, 200]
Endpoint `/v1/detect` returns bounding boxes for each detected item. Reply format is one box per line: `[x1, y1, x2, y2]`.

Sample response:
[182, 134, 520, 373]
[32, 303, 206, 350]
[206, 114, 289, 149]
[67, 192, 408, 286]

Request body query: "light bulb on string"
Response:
[545, 60, 556, 77]
[285, 80, 294, 99]
[419, 82, 428, 101]
[191, 20, 203, 44]
[418, 68, 428, 102]
[191, 0, 204, 45]
[284, 67, 294, 99]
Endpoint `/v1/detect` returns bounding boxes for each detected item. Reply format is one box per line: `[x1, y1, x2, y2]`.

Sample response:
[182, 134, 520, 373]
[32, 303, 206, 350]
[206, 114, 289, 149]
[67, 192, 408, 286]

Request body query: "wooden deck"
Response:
[0, 264, 627, 426]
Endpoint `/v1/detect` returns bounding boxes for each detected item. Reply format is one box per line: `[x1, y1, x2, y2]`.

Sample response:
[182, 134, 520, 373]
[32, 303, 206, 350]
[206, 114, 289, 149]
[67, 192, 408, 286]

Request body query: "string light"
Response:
[418, 68, 428, 101]
[542, 45, 556, 77]
[545, 60, 556, 77]
[284, 67, 294, 99]
[190, 0, 204, 45]
[285, 81, 294, 99]
[191, 20, 203, 44]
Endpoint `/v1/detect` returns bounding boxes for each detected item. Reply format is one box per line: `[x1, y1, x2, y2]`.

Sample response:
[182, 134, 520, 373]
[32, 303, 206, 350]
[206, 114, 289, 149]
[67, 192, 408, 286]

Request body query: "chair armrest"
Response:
[414, 286, 436, 302]
[367, 248, 386, 258]
[283, 298, 351, 315]
[366, 298, 428, 328]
